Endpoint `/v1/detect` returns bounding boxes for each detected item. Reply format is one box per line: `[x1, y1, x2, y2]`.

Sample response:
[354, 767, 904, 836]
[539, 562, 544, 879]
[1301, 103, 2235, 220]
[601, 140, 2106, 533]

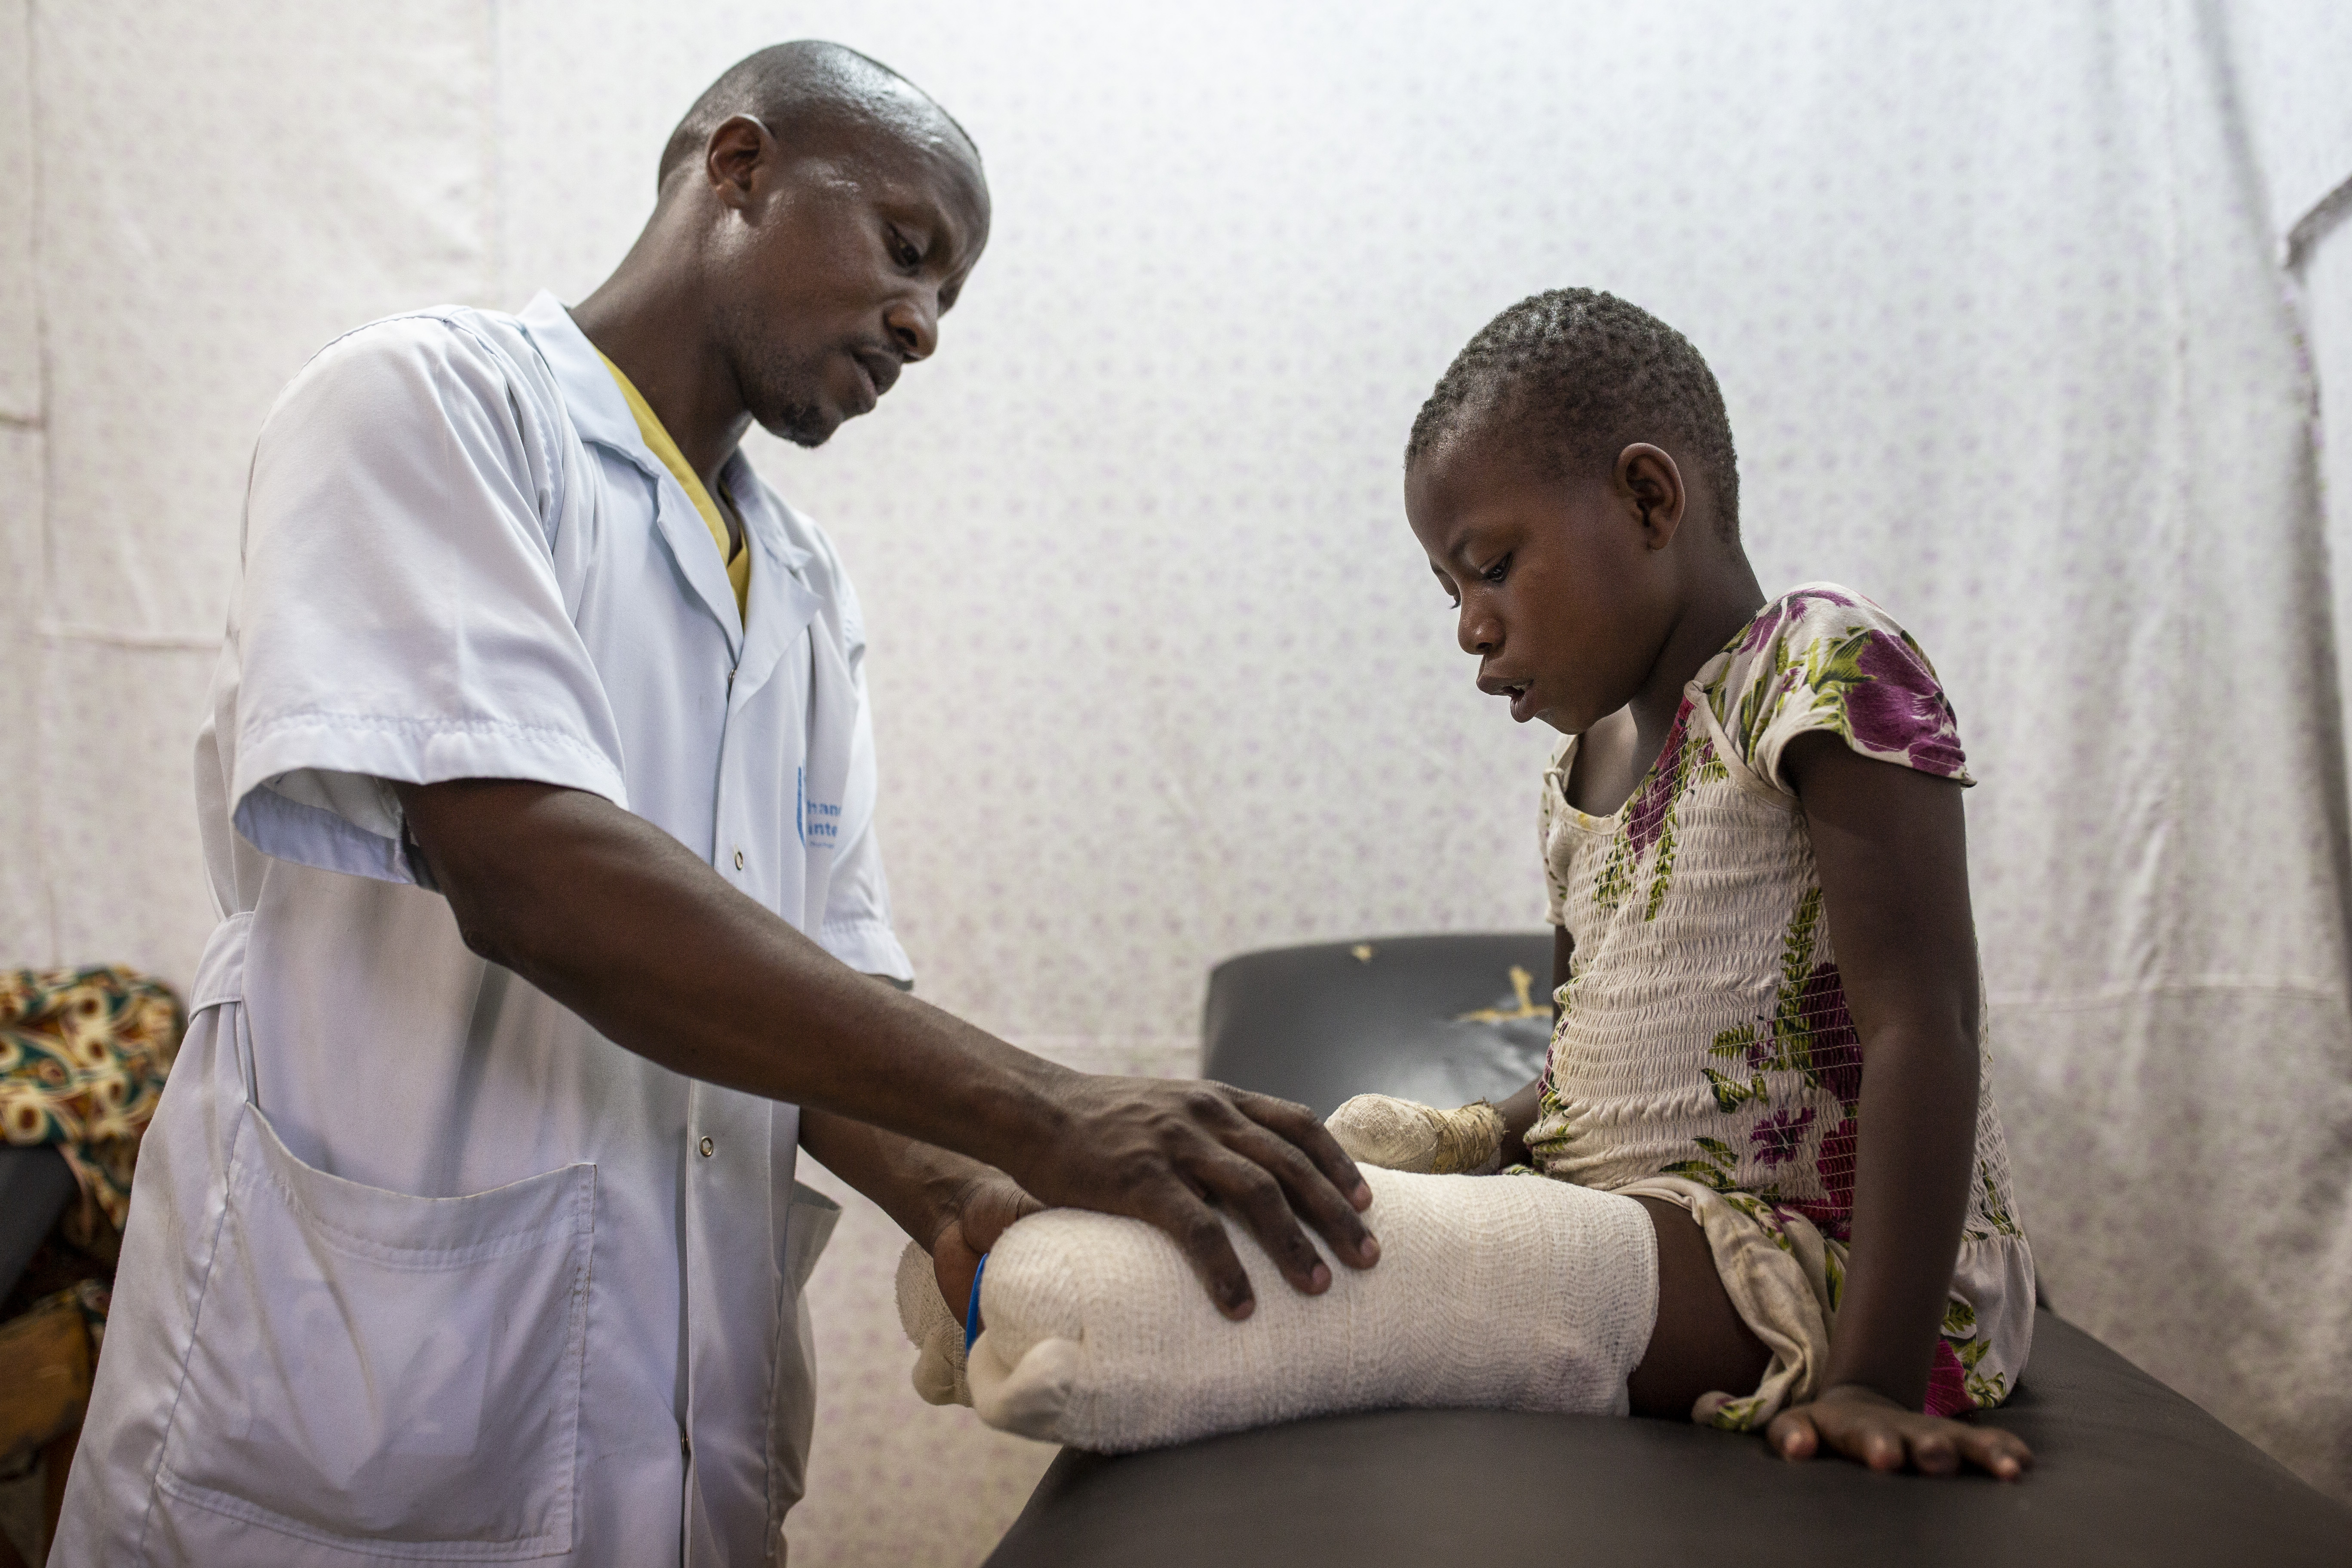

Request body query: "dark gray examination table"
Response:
[984, 935, 2352, 1568]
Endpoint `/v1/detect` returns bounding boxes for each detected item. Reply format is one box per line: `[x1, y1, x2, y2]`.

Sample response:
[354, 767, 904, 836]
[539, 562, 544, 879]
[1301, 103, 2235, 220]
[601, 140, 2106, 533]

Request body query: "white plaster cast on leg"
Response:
[955, 1165, 1659, 1453]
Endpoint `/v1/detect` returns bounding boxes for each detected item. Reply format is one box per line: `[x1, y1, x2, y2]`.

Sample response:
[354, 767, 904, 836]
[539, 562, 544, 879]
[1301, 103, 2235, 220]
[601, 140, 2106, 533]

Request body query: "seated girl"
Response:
[901, 288, 2034, 1480]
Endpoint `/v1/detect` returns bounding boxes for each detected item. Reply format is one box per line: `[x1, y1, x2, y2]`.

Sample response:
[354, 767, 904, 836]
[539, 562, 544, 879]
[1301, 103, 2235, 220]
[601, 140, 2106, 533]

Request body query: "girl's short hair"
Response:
[1407, 288, 1741, 539]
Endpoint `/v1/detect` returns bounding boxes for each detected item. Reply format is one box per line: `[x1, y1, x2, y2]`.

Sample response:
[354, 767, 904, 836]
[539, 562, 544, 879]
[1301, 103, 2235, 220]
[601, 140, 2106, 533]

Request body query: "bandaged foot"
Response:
[897, 1164, 1658, 1452]
[1324, 1094, 1507, 1174]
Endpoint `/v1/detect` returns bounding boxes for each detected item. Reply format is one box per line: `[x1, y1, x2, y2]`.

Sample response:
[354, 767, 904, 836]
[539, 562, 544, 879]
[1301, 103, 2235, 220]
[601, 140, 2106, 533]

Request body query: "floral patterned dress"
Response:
[1526, 585, 2034, 1428]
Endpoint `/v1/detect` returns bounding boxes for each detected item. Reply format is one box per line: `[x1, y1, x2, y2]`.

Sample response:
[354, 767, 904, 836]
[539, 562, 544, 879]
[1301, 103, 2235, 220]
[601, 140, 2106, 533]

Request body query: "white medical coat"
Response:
[56, 293, 911, 1568]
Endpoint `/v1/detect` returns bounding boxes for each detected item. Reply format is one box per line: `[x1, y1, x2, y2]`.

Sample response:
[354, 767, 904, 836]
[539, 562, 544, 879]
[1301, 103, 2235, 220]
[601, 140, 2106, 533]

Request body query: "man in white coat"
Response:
[56, 41, 1377, 1567]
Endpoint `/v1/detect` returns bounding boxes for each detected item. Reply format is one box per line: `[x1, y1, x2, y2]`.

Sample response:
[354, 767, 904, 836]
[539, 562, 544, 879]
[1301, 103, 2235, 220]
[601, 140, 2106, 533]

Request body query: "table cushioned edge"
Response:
[985, 1309, 2348, 1567]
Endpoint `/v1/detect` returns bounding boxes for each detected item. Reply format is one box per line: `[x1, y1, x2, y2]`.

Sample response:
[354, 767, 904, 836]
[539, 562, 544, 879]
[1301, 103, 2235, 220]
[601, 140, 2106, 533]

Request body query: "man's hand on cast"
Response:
[1001, 1077, 1381, 1320]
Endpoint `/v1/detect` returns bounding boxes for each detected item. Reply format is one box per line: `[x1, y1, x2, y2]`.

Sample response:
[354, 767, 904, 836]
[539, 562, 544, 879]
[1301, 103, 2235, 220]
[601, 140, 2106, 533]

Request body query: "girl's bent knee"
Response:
[1627, 1195, 1769, 1421]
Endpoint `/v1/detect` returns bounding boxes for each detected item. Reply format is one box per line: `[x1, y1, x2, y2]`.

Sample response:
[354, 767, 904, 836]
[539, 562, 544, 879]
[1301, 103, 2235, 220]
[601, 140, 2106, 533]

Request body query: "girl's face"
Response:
[1403, 433, 1683, 736]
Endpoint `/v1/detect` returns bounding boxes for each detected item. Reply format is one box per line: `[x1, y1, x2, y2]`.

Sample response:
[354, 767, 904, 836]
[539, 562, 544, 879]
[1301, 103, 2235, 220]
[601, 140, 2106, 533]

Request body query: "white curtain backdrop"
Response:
[5, 2, 2350, 1558]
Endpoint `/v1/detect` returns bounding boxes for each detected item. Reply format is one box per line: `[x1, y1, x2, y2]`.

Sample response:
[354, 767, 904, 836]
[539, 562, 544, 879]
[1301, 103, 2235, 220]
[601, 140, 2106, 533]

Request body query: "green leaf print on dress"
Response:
[1962, 1338, 2008, 1406]
[1589, 706, 1729, 921]
[1706, 888, 1830, 1077]
[1659, 1134, 1748, 1194]
[1658, 1138, 1796, 1227]
[1968, 1162, 2024, 1242]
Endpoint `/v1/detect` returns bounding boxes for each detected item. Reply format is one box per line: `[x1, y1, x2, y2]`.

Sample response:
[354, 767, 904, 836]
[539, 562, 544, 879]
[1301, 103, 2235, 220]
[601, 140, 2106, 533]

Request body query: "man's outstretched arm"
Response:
[394, 777, 1378, 1316]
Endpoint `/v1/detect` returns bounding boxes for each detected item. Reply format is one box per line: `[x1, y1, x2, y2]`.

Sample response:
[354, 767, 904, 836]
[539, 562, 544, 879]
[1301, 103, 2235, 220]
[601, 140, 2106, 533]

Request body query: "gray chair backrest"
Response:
[1200, 933, 1555, 1118]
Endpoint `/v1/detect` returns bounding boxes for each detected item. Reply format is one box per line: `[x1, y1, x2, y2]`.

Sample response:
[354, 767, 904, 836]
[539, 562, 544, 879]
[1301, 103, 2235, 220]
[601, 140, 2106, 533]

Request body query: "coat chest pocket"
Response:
[155, 1105, 595, 1560]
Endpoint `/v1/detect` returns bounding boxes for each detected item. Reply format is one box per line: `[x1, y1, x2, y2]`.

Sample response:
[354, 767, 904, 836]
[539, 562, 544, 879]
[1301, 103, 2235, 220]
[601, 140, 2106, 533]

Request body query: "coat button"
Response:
[733, 849, 745, 870]
[699, 1136, 715, 1157]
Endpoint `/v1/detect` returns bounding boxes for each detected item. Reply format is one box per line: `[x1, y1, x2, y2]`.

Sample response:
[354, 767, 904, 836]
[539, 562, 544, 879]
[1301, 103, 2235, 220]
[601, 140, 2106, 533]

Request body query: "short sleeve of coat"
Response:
[1704, 584, 1973, 796]
[227, 316, 629, 885]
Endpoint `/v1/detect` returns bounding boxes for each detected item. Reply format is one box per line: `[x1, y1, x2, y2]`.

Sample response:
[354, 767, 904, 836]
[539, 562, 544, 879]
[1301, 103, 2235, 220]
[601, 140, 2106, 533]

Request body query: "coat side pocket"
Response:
[156, 1106, 595, 1562]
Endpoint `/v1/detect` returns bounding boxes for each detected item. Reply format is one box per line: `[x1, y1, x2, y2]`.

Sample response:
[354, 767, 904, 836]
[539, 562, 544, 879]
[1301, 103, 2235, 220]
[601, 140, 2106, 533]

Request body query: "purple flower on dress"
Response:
[1798, 962, 1862, 1108]
[1924, 1338, 1973, 1417]
[1749, 1104, 1817, 1166]
[1736, 602, 1790, 654]
[1623, 703, 1695, 855]
[1795, 1115, 1860, 1242]
[1747, 589, 1856, 655]
[1844, 632, 1966, 777]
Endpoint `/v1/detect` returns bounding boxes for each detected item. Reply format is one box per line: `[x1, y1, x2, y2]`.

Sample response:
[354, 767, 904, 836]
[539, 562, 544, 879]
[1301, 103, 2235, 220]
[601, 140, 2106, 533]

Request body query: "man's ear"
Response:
[703, 115, 775, 210]
[1615, 443, 1686, 549]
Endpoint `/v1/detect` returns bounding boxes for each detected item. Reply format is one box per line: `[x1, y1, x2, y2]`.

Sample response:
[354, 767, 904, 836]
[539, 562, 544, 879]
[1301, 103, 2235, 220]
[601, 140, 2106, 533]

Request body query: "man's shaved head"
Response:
[657, 40, 977, 193]
[575, 40, 989, 456]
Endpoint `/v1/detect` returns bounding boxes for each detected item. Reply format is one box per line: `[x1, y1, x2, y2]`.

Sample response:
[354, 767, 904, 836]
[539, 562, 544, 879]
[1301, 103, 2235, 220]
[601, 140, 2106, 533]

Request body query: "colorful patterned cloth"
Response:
[1528, 584, 2034, 1428]
[1, 966, 185, 1255]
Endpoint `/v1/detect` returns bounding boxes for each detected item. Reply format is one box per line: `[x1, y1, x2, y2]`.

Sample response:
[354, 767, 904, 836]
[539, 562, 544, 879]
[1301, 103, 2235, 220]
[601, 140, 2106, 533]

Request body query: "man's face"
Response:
[1403, 435, 1677, 736]
[713, 117, 990, 447]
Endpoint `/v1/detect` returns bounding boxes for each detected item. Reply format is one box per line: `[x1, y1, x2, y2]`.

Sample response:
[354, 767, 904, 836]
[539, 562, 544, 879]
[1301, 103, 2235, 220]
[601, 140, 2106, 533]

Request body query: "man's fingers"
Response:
[1191, 1147, 1335, 1298]
[959, 1184, 1044, 1255]
[1032, 1075, 1391, 1318]
[931, 1220, 979, 1321]
[1234, 1090, 1372, 1210]
[1221, 1119, 1380, 1269]
[1142, 1186, 1258, 1319]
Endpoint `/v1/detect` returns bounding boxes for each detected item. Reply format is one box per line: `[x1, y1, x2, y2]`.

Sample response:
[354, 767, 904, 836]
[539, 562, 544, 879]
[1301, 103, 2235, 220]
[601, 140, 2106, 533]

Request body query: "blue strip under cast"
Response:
[964, 1252, 989, 1353]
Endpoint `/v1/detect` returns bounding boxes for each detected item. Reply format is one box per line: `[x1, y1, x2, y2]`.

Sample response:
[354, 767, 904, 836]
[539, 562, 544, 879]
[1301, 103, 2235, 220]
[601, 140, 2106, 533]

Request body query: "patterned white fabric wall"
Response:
[9, 0, 499, 987]
[5, 1, 2350, 1553]
[0, 2, 39, 971]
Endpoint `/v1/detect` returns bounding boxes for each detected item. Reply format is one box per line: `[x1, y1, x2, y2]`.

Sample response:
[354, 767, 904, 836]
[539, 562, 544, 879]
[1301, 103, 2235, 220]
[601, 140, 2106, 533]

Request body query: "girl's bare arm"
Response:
[1774, 732, 2031, 1478]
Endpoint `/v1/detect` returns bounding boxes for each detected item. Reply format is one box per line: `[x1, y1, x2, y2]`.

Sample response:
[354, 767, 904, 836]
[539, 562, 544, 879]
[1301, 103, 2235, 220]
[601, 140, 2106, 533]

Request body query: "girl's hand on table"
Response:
[1766, 1384, 2033, 1479]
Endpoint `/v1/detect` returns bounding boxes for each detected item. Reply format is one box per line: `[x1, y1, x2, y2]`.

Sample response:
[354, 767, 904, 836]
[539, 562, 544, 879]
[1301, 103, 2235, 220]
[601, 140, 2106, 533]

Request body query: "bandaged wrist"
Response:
[1324, 1094, 1507, 1175]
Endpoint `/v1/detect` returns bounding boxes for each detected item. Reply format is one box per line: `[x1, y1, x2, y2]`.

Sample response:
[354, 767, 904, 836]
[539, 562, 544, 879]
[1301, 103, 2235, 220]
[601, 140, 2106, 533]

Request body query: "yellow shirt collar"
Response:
[597, 350, 750, 621]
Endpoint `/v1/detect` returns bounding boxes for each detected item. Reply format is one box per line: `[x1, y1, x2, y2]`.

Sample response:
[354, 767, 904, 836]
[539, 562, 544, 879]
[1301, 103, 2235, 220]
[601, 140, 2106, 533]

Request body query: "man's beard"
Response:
[745, 357, 835, 447]
[766, 399, 835, 448]
[726, 315, 841, 448]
